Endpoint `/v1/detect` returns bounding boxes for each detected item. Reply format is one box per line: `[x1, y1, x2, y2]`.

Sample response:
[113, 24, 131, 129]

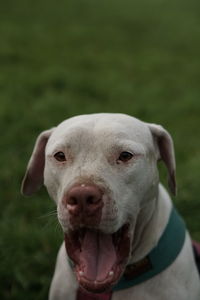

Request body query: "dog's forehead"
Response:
[48, 113, 152, 146]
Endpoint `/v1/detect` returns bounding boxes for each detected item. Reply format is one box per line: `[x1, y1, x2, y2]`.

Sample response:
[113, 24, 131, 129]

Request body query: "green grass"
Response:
[0, 0, 200, 298]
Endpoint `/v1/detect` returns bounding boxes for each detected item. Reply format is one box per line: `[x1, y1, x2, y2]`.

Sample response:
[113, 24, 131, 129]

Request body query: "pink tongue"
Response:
[80, 230, 117, 282]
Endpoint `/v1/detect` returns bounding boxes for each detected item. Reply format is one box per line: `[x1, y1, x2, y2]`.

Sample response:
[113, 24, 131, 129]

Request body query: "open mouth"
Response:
[64, 224, 130, 293]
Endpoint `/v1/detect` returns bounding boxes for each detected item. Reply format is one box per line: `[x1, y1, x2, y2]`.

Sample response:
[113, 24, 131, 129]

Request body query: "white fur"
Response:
[22, 113, 200, 299]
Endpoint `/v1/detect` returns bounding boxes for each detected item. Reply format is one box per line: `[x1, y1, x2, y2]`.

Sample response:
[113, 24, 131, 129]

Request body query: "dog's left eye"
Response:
[54, 151, 66, 162]
[118, 151, 133, 162]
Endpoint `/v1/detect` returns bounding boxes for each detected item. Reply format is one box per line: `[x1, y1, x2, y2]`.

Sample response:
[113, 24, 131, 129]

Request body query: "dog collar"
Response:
[76, 207, 186, 299]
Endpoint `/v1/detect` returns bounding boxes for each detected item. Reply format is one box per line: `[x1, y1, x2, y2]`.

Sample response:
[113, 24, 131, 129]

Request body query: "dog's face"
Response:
[21, 113, 176, 293]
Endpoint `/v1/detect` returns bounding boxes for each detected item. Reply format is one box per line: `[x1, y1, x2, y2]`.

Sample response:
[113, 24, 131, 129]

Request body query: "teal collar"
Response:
[113, 207, 186, 291]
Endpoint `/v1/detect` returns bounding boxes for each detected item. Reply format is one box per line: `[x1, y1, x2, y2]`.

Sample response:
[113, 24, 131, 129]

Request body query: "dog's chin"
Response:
[64, 224, 130, 293]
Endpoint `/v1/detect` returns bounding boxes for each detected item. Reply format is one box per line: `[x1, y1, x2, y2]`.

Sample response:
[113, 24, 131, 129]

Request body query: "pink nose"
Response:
[65, 185, 103, 217]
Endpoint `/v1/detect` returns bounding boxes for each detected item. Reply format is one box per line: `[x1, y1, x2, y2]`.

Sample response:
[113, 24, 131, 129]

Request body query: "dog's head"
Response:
[21, 113, 176, 293]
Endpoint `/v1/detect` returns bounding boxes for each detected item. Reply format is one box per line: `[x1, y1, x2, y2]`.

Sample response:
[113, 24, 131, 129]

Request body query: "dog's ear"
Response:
[148, 124, 176, 196]
[21, 128, 54, 196]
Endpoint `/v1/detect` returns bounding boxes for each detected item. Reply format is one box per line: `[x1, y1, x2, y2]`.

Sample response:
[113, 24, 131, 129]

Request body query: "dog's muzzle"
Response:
[63, 184, 131, 293]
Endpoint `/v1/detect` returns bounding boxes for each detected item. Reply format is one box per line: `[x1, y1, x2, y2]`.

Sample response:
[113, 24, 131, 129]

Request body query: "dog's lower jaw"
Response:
[64, 224, 131, 293]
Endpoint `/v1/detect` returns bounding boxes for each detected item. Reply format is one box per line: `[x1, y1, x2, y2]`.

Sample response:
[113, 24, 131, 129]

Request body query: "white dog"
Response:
[21, 113, 200, 299]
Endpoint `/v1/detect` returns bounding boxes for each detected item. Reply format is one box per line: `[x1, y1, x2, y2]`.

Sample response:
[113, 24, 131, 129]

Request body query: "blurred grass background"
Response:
[0, 0, 200, 298]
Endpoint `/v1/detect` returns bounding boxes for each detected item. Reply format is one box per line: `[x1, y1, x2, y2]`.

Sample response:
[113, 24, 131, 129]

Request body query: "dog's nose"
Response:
[65, 185, 103, 216]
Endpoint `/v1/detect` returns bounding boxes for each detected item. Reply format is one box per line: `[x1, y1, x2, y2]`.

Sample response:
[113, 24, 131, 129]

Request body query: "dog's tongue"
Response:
[79, 230, 117, 281]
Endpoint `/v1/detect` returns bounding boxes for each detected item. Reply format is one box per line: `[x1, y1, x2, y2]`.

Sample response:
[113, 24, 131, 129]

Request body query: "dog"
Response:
[21, 113, 200, 299]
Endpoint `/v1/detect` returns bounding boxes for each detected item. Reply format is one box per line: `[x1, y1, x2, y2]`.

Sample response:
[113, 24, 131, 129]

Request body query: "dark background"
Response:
[0, 0, 200, 298]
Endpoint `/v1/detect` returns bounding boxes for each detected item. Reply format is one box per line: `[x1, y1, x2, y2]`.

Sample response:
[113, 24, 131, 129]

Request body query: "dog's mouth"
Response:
[64, 224, 130, 293]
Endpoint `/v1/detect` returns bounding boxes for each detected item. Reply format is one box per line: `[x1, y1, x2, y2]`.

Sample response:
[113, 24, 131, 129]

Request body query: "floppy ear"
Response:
[21, 128, 54, 196]
[148, 124, 176, 196]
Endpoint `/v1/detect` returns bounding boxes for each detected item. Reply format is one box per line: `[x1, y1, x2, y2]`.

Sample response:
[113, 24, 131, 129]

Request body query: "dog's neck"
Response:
[129, 184, 172, 264]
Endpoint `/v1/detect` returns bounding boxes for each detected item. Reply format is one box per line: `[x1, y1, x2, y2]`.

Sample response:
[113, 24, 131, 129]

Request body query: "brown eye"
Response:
[118, 151, 133, 162]
[54, 151, 66, 162]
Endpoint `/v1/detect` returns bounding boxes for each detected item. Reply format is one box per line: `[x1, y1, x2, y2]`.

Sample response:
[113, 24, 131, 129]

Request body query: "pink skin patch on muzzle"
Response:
[63, 184, 104, 227]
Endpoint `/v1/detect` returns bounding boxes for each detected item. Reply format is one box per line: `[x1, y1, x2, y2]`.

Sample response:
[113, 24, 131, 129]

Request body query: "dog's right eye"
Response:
[54, 151, 66, 162]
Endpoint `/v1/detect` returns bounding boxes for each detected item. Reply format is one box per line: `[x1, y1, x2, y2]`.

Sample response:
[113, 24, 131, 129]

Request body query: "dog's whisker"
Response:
[38, 210, 58, 219]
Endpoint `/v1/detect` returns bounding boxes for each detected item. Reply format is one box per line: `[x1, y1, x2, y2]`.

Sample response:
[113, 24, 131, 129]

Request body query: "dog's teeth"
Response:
[79, 271, 84, 276]
[109, 271, 114, 276]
